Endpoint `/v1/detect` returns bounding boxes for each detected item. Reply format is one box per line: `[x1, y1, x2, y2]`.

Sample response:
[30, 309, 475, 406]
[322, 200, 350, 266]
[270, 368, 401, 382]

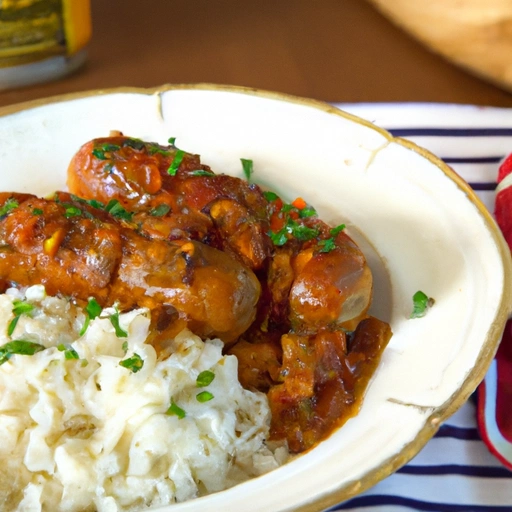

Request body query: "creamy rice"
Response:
[0, 286, 287, 512]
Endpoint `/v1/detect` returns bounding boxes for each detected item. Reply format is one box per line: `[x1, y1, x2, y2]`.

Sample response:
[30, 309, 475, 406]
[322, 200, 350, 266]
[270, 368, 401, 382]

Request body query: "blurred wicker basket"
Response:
[368, 0, 512, 92]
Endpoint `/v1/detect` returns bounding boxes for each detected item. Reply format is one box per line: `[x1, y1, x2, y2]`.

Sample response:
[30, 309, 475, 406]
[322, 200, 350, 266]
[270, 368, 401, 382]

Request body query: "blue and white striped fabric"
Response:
[327, 103, 512, 512]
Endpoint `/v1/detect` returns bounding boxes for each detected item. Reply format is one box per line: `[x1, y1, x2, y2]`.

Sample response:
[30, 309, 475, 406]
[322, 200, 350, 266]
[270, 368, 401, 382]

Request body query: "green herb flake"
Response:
[299, 205, 317, 218]
[316, 224, 346, 254]
[269, 228, 289, 247]
[123, 138, 145, 150]
[79, 298, 102, 337]
[196, 391, 214, 403]
[168, 137, 177, 146]
[57, 343, 79, 360]
[0, 198, 19, 217]
[64, 206, 82, 218]
[68, 195, 104, 210]
[149, 204, 171, 217]
[263, 191, 279, 202]
[196, 370, 215, 387]
[241, 158, 254, 182]
[0, 340, 45, 366]
[166, 399, 186, 419]
[91, 200, 106, 210]
[318, 238, 337, 253]
[190, 170, 215, 177]
[92, 143, 120, 160]
[119, 353, 144, 373]
[147, 144, 171, 157]
[32, 208, 43, 215]
[7, 315, 20, 336]
[8, 300, 35, 336]
[110, 309, 128, 338]
[122, 341, 128, 354]
[280, 204, 295, 213]
[290, 222, 320, 242]
[330, 224, 346, 236]
[12, 300, 34, 317]
[85, 297, 102, 319]
[167, 149, 185, 176]
[105, 200, 133, 221]
[410, 290, 435, 319]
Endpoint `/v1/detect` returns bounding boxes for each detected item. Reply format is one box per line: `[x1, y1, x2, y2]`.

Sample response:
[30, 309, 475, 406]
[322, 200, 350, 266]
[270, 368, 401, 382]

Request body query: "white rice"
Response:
[0, 286, 287, 512]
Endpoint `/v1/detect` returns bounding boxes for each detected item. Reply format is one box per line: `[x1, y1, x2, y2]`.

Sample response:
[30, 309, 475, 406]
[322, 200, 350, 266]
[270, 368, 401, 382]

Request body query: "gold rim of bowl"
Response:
[1, 83, 511, 512]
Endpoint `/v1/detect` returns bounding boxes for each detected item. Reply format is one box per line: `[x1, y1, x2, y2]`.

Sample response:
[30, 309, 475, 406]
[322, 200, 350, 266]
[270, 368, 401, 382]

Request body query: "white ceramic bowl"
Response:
[0, 85, 511, 512]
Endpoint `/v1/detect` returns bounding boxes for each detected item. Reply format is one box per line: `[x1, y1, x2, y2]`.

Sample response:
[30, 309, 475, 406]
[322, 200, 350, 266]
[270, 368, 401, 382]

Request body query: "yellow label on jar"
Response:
[0, 0, 91, 67]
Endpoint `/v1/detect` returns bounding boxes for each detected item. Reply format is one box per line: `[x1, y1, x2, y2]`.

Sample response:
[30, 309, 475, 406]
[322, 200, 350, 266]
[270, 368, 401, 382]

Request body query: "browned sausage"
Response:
[67, 136, 271, 270]
[0, 194, 261, 343]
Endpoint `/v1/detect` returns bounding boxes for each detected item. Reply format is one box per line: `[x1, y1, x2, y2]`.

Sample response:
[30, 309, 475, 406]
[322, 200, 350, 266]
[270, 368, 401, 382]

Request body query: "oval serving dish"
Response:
[0, 85, 510, 512]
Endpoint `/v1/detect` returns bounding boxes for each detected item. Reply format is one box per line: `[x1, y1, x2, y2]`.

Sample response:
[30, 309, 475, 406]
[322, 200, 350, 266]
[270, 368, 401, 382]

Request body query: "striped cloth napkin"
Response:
[478, 154, 512, 472]
[326, 103, 512, 512]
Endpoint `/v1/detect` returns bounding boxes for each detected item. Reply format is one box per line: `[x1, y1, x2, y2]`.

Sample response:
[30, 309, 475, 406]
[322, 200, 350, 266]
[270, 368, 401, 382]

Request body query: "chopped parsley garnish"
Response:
[147, 144, 171, 156]
[119, 353, 144, 373]
[317, 224, 346, 253]
[69, 195, 105, 210]
[263, 191, 279, 202]
[67, 195, 133, 221]
[168, 137, 176, 145]
[110, 309, 128, 337]
[32, 208, 43, 215]
[269, 218, 320, 247]
[292, 223, 320, 241]
[57, 343, 79, 360]
[269, 229, 289, 247]
[12, 300, 34, 317]
[196, 370, 215, 387]
[64, 206, 82, 218]
[79, 297, 102, 336]
[92, 143, 120, 160]
[86, 198, 105, 209]
[280, 204, 295, 213]
[149, 204, 171, 217]
[123, 138, 145, 150]
[281, 202, 317, 219]
[241, 158, 254, 182]
[267, 194, 322, 247]
[122, 341, 128, 354]
[330, 224, 346, 236]
[318, 237, 337, 253]
[411, 290, 435, 319]
[299, 205, 317, 218]
[0, 340, 45, 366]
[166, 399, 186, 419]
[196, 391, 214, 403]
[190, 169, 215, 177]
[167, 149, 185, 176]
[8, 300, 34, 336]
[0, 198, 19, 217]
[105, 199, 133, 221]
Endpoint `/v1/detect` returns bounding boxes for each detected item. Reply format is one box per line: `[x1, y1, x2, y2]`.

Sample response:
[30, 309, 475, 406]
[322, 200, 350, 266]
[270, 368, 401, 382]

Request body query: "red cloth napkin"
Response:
[477, 154, 512, 470]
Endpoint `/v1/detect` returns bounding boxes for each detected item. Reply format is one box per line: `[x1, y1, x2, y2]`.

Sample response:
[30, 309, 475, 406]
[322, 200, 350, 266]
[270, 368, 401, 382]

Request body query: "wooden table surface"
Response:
[2, 0, 512, 109]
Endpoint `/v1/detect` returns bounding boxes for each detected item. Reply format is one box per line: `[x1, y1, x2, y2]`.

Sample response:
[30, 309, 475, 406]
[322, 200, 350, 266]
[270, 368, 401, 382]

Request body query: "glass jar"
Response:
[0, 0, 91, 90]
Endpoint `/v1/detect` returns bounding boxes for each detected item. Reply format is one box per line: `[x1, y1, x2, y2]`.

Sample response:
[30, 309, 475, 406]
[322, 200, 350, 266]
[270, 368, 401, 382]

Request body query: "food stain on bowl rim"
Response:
[0, 83, 511, 512]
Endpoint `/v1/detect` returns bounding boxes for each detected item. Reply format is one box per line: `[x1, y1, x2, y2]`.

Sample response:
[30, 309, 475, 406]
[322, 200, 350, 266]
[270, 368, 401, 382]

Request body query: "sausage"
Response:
[288, 231, 373, 333]
[67, 136, 272, 270]
[0, 194, 261, 343]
